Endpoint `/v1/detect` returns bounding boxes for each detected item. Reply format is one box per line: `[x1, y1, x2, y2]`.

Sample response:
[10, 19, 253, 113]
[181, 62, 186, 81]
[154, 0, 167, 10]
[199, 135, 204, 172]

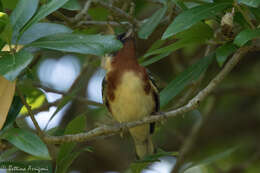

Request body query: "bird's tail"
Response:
[129, 125, 154, 159]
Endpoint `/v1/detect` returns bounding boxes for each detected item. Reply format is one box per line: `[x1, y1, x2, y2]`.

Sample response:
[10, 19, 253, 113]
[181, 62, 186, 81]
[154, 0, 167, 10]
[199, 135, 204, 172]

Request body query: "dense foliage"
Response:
[0, 0, 260, 173]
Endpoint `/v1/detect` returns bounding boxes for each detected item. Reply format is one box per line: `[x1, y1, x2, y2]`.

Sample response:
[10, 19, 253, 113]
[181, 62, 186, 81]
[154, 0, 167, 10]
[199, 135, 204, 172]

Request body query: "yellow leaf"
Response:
[0, 75, 16, 130]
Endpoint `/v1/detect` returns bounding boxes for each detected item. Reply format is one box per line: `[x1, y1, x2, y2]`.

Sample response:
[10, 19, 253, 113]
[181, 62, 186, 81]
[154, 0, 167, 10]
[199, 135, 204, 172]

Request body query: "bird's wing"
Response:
[102, 77, 111, 113]
[148, 72, 160, 113]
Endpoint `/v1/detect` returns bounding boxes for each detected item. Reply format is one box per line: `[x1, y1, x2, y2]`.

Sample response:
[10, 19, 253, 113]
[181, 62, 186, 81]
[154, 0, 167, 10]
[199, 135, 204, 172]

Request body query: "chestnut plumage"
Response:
[102, 34, 159, 158]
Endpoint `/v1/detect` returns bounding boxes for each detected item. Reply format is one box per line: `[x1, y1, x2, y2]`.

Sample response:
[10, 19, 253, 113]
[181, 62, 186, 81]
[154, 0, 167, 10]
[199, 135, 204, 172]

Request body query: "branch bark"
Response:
[43, 46, 252, 144]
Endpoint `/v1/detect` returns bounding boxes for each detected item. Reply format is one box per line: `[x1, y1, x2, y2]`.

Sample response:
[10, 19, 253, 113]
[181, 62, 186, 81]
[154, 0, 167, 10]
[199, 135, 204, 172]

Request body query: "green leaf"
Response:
[0, 50, 34, 81]
[0, 147, 19, 161]
[1, 0, 19, 10]
[21, 0, 70, 35]
[0, 1, 3, 11]
[160, 54, 215, 107]
[56, 115, 87, 173]
[10, 0, 39, 42]
[0, 160, 52, 173]
[28, 33, 123, 56]
[62, 0, 81, 11]
[56, 147, 91, 173]
[162, 2, 232, 39]
[145, 22, 213, 57]
[0, 128, 50, 159]
[141, 53, 170, 66]
[2, 96, 23, 130]
[0, 12, 9, 34]
[131, 149, 178, 173]
[180, 146, 238, 173]
[138, 5, 167, 39]
[233, 28, 260, 47]
[18, 22, 72, 44]
[0, 12, 12, 44]
[216, 43, 237, 67]
[237, 0, 260, 8]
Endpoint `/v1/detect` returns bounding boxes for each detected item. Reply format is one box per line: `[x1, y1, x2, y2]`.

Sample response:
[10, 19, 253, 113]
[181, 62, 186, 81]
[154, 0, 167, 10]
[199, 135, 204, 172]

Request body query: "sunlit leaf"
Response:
[0, 12, 12, 44]
[138, 5, 167, 39]
[0, 128, 50, 159]
[28, 33, 122, 56]
[160, 54, 215, 107]
[216, 42, 237, 67]
[0, 50, 34, 81]
[162, 2, 231, 39]
[233, 28, 260, 47]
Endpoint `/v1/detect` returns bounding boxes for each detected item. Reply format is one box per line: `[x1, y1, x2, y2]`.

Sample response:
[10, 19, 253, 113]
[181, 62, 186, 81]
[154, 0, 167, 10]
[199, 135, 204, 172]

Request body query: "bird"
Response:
[101, 32, 159, 159]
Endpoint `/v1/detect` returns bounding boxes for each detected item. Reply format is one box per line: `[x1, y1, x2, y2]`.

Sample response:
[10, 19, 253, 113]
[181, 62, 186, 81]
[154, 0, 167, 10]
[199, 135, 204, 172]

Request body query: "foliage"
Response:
[0, 0, 259, 172]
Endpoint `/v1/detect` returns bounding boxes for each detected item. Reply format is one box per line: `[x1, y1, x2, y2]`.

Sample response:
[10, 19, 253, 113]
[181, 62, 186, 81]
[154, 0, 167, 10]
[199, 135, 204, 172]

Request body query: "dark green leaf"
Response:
[56, 147, 91, 173]
[19, 22, 72, 44]
[180, 147, 238, 173]
[160, 54, 215, 107]
[237, 0, 260, 8]
[216, 42, 237, 67]
[56, 115, 87, 173]
[0, 1, 3, 11]
[162, 2, 232, 39]
[2, 96, 23, 130]
[62, 0, 81, 11]
[138, 5, 167, 39]
[10, 0, 39, 42]
[21, 0, 70, 34]
[1, 0, 19, 10]
[145, 22, 213, 57]
[0, 128, 50, 159]
[141, 53, 170, 66]
[0, 147, 19, 161]
[28, 33, 122, 56]
[0, 50, 34, 81]
[234, 28, 260, 47]
[250, 7, 260, 21]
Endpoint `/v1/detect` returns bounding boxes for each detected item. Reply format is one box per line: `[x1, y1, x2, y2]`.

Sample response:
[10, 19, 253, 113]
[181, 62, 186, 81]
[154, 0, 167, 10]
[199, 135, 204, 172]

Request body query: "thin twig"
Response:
[74, 0, 93, 22]
[44, 46, 252, 144]
[234, 1, 255, 29]
[97, 0, 140, 27]
[17, 88, 56, 159]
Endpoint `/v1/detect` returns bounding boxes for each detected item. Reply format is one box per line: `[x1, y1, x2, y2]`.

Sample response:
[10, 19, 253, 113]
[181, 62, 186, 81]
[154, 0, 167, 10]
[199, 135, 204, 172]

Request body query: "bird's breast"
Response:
[108, 71, 154, 123]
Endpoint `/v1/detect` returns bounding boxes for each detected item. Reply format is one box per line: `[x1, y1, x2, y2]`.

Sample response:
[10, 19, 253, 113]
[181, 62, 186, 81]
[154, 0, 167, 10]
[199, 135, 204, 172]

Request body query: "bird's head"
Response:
[101, 30, 136, 71]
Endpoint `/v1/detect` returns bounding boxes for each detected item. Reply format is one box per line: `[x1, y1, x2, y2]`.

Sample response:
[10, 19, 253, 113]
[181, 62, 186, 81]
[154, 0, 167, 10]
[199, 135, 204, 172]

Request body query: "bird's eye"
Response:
[117, 32, 127, 43]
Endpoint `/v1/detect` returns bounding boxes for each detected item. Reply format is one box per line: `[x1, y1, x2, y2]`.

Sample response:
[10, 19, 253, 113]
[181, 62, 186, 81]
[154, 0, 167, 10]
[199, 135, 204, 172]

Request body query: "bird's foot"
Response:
[115, 122, 128, 138]
[158, 111, 168, 125]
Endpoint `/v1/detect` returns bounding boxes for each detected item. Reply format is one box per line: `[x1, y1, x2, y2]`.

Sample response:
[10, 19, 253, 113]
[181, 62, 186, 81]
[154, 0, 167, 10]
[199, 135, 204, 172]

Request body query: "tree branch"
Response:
[43, 46, 252, 144]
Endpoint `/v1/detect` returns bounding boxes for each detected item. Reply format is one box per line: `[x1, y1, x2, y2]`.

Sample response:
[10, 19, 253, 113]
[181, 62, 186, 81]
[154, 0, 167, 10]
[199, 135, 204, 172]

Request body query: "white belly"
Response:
[109, 71, 154, 123]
